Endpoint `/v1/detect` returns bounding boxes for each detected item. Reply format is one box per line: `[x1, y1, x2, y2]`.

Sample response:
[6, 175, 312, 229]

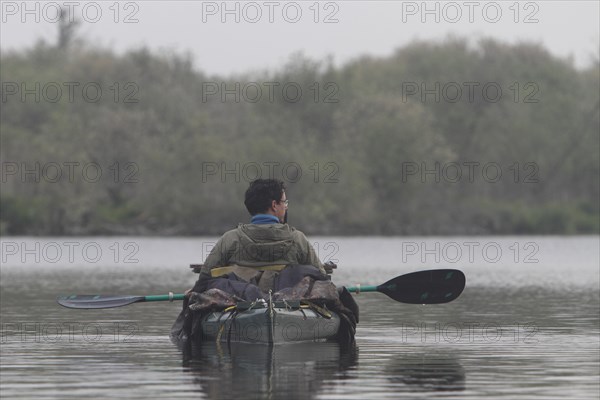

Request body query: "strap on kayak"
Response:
[301, 300, 332, 319]
[216, 324, 225, 343]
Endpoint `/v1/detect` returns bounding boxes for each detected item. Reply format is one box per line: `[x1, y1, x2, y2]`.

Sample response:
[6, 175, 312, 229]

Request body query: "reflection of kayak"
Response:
[199, 300, 341, 344]
[181, 341, 357, 399]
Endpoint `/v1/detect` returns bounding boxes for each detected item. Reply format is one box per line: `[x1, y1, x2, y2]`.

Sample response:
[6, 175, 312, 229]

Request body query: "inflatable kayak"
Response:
[199, 299, 341, 344]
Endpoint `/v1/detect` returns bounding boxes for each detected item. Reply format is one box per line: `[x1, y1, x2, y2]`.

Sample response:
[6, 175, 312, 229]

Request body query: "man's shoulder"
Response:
[287, 226, 309, 241]
[218, 226, 243, 241]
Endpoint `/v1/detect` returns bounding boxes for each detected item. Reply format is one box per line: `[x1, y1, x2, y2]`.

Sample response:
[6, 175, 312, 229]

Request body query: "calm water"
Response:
[1, 236, 599, 399]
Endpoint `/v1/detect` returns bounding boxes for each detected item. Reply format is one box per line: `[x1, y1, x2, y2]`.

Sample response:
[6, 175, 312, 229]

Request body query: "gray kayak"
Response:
[200, 300, 341, 344]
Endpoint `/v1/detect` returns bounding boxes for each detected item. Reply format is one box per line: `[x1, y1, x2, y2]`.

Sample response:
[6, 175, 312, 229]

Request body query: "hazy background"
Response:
[1, 1, 599, 235]
[3, 1, 599, 74]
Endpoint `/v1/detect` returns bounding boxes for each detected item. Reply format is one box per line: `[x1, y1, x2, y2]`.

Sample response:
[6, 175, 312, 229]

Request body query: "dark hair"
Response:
[244, 179, 286, 215]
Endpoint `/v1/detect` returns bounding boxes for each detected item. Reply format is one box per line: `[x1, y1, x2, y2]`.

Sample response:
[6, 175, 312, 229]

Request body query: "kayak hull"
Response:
[200, 303, 341, 344]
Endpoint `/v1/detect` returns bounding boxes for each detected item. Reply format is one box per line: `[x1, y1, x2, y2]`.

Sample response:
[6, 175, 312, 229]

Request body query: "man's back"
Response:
[201, 223, 325, 275]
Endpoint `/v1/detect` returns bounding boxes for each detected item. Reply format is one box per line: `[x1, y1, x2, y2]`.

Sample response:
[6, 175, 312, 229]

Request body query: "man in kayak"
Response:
[196, 178, 331, 285]
[174, 179, 354, 345]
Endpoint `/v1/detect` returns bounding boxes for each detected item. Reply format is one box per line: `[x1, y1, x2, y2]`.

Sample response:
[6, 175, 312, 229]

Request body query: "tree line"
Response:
[1, 33, 598, 235]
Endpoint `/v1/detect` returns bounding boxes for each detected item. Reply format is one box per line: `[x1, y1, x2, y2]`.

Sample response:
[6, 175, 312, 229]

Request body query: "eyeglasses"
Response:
[280, 199, 289, 206]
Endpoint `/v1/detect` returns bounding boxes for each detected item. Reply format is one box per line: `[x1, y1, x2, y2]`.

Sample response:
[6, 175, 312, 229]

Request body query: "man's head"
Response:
[244, 179, 288, 223]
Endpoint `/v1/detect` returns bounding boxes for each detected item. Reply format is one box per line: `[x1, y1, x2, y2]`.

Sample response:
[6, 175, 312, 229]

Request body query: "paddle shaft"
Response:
[147, 289, 382, 299]
[145, 294, 186, 302]
[345, 285, 378, 293]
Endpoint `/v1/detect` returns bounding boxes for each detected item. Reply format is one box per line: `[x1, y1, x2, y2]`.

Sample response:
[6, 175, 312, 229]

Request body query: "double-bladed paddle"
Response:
[57, 269, 465, 309]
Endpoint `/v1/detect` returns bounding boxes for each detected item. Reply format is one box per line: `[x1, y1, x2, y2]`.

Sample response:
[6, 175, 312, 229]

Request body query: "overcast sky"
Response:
[1, 1, 598, 75]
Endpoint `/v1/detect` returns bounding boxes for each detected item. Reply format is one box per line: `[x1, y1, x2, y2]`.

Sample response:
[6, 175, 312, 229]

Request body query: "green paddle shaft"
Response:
[345, 285, 378, 293]
[145, 294, 186, 302]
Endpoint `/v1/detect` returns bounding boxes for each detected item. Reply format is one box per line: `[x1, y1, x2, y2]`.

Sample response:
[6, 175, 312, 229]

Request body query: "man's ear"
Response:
[270, 199, 278, 211]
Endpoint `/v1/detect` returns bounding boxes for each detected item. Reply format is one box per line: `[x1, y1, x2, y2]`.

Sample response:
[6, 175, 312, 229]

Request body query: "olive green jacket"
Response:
[201, 223, 325, 275]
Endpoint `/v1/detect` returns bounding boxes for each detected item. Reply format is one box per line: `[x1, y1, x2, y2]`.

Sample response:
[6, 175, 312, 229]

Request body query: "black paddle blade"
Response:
[377, 269, 465, 304]
[57, 295, 145, 309]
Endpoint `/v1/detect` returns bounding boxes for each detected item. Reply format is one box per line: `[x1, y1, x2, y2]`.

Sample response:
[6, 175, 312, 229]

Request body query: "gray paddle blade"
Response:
[57, 294, 145, 309]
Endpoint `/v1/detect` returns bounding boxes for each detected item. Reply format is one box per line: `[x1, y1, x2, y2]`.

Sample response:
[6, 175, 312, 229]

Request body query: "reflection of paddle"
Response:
[57, 269, 465, 309]
[387, 354, 466, 392]
[345, 269, 465, 304]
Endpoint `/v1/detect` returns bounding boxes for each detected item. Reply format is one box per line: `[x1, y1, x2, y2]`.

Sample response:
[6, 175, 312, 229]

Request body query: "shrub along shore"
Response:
[1, 36, 598, 235]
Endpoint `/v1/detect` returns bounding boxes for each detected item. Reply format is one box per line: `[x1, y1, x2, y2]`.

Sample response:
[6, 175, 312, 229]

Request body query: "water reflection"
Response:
[385, 352, 465, 392]
[178, 341, 358, 399]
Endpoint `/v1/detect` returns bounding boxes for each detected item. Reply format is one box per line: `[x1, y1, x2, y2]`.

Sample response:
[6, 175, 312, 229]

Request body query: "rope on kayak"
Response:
[226, 308, 240, 344]
[216, 323, 225, 343]
[214, 306, 238, 343]
[268, 290, 274, 343]
[268, 290, 274, 321]
[223, 299, 262, 343]
[301, 300, 332, 319]
[299, 307, 308, 320]
[282, 299, 294, 311]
